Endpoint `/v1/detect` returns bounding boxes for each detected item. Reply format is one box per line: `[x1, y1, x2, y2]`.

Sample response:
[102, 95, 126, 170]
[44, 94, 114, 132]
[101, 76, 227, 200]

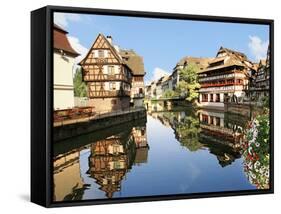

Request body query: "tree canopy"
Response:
[73, 67, 87, 97]
[162, 89, 176, 98]
[175, 63, 201, 102]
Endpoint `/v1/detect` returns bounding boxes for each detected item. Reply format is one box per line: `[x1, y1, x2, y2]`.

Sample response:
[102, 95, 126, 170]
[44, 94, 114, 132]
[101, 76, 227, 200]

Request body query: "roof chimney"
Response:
[106, 35, 112, 44]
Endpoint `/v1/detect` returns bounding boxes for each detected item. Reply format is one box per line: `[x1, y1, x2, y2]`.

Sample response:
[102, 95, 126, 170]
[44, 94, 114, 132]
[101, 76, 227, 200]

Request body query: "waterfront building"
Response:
[145, 84, 152, 99]
[161, 75, 173, 94]
[254, 46, 270, 99]
[53, 24, 79, 110]
[198, 47, 256, 108]
[155, 75, 168, 99]
[79, 34, 142, 112]
[148, 81, 157, 99]
[171, 56, 211, 90]
[120, 49, 146, 107]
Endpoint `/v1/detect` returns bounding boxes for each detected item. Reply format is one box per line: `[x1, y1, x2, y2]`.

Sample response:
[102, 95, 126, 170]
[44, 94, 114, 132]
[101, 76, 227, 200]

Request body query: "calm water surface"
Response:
[53, 107, 256, 201]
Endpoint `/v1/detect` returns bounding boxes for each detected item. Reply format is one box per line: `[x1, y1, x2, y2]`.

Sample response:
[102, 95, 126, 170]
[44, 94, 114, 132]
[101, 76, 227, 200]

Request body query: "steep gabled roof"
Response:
[53, 24, 79, 57]
[259, 59, 266, 67]
[79, 33, 123, 65]
[199, 47, 255, 74]
[54, 24, 67, 33]
[120, 49, 145, 76]
[217, 46, 247, 60]
[174, 56, 213, 71]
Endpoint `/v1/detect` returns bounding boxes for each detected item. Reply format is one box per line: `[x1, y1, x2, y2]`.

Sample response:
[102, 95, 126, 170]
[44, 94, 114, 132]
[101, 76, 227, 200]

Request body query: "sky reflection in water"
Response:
[53, 108, 256, 202]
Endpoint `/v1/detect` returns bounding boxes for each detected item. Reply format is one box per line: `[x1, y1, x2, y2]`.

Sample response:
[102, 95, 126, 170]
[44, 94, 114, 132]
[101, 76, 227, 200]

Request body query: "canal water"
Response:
[53, 107, 257, 202]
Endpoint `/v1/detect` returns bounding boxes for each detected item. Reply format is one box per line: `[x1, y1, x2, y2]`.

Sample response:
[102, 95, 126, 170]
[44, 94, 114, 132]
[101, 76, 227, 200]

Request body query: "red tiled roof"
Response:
[53, 24, 79, 57]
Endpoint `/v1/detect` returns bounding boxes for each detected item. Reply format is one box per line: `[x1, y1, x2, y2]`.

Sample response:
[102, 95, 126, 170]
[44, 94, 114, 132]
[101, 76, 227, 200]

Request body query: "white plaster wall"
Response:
[54, 52, 75, 86]
[53, 88, 75, 110]
[53, 52, 75, 109]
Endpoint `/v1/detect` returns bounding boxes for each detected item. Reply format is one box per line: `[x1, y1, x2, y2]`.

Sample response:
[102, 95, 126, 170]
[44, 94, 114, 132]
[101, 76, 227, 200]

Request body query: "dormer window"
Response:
[98, 50, 104, 58]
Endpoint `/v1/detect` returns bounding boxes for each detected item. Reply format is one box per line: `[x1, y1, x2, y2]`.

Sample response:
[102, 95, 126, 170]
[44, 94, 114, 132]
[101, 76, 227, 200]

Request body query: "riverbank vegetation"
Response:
[74, 67, 87, 97]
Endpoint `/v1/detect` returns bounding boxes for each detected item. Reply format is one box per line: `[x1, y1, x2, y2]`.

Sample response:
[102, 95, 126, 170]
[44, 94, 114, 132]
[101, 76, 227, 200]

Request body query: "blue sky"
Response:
[54, 12, 269, 83]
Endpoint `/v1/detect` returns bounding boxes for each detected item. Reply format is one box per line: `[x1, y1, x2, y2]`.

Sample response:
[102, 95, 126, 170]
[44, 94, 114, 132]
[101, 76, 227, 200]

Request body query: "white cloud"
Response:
[248, 35, 269, 61]
[146, 67, 170, 85]
[67, 35, 88, 71]
[54, 13, 81, 27]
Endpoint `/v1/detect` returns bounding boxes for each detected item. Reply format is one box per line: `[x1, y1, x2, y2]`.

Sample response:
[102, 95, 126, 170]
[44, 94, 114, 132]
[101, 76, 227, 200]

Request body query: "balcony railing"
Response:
[89, 90, 131, 98]
[200, 82, 243, 88]
[199, 73, 245, 83]
[83, 74, 131, 82]
[199, 85, 245, 93]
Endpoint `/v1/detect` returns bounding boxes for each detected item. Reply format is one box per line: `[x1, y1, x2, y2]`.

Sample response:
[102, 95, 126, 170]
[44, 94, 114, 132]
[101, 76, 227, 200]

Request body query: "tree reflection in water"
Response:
[149, 107, 249, 167]
[150, 106, 270, 184]
[53, 107, 270, 201]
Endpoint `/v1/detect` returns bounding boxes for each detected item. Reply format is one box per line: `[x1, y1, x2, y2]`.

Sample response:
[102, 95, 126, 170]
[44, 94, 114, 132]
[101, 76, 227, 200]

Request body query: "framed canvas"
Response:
[31, 5, 274, 207]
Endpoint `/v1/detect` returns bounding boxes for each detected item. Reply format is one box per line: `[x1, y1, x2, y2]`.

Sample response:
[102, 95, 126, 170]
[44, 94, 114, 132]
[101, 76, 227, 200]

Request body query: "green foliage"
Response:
[73, 67, 87, 97]
[175, 63, 201, 102]
[261, 96, 269, 108]
[176, 116, 202, 152]
[162, 89, 175, 98]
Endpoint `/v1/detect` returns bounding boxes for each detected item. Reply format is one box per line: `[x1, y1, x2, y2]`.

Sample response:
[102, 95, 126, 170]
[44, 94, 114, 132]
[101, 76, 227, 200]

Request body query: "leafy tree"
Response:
[162, 89, 175, 98]
[73, 67, 87, 97]
[175, 63, 201, 102]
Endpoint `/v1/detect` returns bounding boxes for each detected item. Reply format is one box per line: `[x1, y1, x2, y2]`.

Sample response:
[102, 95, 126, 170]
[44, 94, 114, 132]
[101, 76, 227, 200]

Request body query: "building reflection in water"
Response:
[197, 109, 245, 148]
[147, 100, 174, 114]
[53, 106, 262, 201]
[149, 107, 249, 168]
[132, 127, 149, 165]
[53, 121, 149, 200]
[53, 149, 90, 201]
[89, 125, 149, 198]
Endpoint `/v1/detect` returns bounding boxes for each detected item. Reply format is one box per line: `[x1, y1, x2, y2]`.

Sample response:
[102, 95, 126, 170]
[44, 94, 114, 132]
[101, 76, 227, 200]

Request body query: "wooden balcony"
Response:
[199, 73, 245, 83]
[83, 74, 131, 83]
[89, 90, 131, 98]
[200, 82, 244, 88]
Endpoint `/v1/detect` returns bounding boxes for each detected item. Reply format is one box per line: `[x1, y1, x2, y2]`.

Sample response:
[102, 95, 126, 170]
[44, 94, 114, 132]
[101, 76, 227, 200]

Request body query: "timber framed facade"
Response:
[251, 46, 270, 100]
[198, 47, 256, 108]
[79, 34, 133, 112]
[120, 49, 146, 107]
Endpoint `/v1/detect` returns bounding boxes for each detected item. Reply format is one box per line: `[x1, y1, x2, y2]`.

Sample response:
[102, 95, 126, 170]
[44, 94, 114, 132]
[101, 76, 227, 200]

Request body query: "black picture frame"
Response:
[31, 5, 274, 208]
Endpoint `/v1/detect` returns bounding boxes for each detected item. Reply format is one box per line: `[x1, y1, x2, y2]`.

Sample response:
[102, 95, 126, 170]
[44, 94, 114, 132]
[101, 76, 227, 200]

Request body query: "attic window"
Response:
[98, 50, 104, 58]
